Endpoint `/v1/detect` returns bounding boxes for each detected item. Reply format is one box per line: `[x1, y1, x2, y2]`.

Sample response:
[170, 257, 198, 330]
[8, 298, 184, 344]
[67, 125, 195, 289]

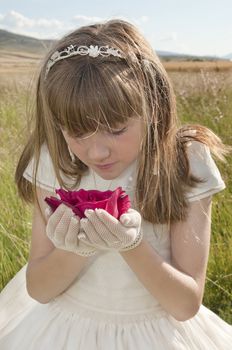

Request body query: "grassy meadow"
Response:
[0, 57, 232, 323]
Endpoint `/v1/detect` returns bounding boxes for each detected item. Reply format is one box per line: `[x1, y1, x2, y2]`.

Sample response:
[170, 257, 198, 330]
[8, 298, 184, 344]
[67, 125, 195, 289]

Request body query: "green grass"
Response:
[0, 79, 32, 287]
[173, 70, 232, 323]
[0, 70, 232, 324]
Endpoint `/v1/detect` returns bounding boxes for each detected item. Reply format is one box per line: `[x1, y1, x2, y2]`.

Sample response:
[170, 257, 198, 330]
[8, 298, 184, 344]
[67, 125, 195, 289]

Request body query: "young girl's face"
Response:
[61, 118, 144, 179]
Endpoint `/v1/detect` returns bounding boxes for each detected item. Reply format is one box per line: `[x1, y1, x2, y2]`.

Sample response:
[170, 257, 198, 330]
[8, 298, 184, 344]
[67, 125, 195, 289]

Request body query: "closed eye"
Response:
[111, 127, 128, 136]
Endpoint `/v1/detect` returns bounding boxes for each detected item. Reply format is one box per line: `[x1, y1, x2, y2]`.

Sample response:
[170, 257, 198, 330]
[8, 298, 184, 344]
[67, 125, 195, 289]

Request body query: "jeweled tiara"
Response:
[45, 44, 124, 79]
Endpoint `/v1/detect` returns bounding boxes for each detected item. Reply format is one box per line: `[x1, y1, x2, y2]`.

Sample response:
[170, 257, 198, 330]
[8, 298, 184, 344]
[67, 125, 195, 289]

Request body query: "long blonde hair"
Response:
[15, 19, 229, 224]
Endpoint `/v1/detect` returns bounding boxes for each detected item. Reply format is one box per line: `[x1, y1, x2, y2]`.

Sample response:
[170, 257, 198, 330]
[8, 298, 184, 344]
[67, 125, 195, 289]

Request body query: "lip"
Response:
[95, 162, 117, 170]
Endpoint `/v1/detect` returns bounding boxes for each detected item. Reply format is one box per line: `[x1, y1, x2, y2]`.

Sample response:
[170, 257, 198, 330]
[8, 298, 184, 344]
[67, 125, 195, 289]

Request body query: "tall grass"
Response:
[0, 69, 232, 323]
[0, 76, 33, 287]
[171, 70, 232, 323]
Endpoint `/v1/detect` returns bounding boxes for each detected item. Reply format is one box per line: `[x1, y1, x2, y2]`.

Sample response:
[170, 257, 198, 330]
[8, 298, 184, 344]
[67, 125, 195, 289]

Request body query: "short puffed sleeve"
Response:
[186, 141, 225, 202]
[22, 143, 60, 192]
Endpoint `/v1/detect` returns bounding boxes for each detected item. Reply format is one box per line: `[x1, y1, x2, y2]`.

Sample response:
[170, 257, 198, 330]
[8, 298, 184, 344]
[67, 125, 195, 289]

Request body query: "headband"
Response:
[45, 44, 124, 79]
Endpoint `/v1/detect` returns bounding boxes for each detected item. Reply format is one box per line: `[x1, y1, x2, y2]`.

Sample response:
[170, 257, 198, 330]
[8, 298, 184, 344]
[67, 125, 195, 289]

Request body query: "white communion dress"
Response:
[0, 141, 232, 349]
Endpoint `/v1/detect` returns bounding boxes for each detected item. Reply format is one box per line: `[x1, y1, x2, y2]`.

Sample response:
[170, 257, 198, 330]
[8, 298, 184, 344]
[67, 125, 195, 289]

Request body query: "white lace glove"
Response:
[78, 208, 143, 252]
[45, 203, 96, 257]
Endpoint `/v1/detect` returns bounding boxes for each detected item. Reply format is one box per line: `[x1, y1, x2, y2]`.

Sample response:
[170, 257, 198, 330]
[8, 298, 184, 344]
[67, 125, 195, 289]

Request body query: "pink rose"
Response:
[44, 187, 130, 219]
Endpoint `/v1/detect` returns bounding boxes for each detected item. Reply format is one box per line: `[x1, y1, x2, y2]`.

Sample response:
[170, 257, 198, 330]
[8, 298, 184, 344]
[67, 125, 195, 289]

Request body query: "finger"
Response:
[77, 230, 96, 249]
[95, 209, 136, 246]
[80, 218, 107, 247]
[77, 234, 97, 254]
[94, 209, 119, 225]
[120, 209, 141, 227]
[64, 216, 80, 250]
[77, 232, 87, 240]
[46, 203, 68, 239]
[53, 205, 75, 246]
[78, 229, 119, 250]
[85, 210, 118, 244]
[95, 209, 127, 240]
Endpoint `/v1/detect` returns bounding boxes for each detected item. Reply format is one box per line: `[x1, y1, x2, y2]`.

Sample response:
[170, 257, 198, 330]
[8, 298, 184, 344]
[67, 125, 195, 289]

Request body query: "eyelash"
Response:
[111, 127, 127, 136]
[70, 127, 127, 140]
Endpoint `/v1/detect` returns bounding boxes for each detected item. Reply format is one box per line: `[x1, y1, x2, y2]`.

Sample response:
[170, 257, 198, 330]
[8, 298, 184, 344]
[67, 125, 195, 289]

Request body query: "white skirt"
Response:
[0, 265, 232, 350]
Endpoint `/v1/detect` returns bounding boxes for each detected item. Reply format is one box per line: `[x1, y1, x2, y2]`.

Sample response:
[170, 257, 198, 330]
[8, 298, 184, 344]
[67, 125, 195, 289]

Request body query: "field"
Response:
[164, 59, 232, 72]
[0, 55, 232, 324]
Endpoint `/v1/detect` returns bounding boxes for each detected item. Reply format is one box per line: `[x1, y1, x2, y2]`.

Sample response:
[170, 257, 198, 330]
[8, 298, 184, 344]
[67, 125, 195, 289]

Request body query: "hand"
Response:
[45, 203, 96, 257]
[79, 208, 143, 251]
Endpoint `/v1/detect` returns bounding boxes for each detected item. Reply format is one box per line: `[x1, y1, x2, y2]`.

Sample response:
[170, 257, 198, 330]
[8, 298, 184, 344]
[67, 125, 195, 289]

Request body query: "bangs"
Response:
[46, 60, 144, 136]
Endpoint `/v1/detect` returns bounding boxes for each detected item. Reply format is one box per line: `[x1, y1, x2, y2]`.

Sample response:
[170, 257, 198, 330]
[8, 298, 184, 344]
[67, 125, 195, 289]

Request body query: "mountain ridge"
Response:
[0, 28, 53, 54]
[0, 28, 230, 61]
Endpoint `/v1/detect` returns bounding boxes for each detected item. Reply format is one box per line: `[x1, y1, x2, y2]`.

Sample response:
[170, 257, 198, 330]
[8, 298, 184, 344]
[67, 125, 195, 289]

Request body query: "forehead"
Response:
[45, 59, 144, 136]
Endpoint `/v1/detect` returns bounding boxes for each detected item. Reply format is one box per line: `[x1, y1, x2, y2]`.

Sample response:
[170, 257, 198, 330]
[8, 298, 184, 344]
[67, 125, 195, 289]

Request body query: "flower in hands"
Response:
[44, 187, 130, 219]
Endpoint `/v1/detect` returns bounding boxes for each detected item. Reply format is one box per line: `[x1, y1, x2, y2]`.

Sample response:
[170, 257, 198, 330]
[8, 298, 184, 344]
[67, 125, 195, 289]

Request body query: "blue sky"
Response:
[0, 0, 231, 57]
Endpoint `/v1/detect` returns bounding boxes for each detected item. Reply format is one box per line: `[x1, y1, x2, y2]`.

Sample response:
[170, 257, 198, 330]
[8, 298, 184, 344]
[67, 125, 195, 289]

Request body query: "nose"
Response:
[87, 140, 111, 163]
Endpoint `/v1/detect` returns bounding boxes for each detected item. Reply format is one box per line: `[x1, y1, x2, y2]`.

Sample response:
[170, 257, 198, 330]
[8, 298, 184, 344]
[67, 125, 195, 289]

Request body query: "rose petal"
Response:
[45, 186, 131, 219]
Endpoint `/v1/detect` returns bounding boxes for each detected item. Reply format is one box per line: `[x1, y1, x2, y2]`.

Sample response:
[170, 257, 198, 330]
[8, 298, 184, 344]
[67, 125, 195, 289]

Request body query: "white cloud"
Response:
[0, 11, 149, 40]
[2, 11, 34, 28]
[72, 14, 149, 27]
[72, 15, 104, 24]
[158, 32, 178, 42]
[0, 10, 67, 38]
[137, 15, 149, 23]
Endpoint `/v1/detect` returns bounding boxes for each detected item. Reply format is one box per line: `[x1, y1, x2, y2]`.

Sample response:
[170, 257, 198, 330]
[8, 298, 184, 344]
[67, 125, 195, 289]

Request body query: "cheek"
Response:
[71, 143, 85, 158]
[64, 137, 85, 158]
[117, 133, 142, 158]
[124, 128, 143, 149]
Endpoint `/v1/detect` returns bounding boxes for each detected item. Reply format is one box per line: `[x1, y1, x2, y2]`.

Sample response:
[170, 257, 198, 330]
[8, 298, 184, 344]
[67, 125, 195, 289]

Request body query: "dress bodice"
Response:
[22, 141, 225, 318]
[55, 161, 171, 315]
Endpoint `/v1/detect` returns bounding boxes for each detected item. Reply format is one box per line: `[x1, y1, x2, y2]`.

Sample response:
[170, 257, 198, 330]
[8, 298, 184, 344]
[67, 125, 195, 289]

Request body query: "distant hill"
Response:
[0, 28, 230, 61]
[158, 50, 227, 62]
[0, 29, 54, 54]
[224, 53, 232, 60]
[0, 28, 191, 59]
[0, 29, 194, 59]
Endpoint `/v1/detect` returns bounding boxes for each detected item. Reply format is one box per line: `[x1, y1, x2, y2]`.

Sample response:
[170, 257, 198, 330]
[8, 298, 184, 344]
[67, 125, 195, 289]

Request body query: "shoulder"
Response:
[22, 143, 89, 192]
[185, 141, 225, 202]
[22, 143, 60, 192]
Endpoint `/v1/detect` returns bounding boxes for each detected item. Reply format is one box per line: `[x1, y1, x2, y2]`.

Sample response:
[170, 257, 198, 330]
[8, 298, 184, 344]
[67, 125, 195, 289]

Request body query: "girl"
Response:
[0, 19, 231, 349]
